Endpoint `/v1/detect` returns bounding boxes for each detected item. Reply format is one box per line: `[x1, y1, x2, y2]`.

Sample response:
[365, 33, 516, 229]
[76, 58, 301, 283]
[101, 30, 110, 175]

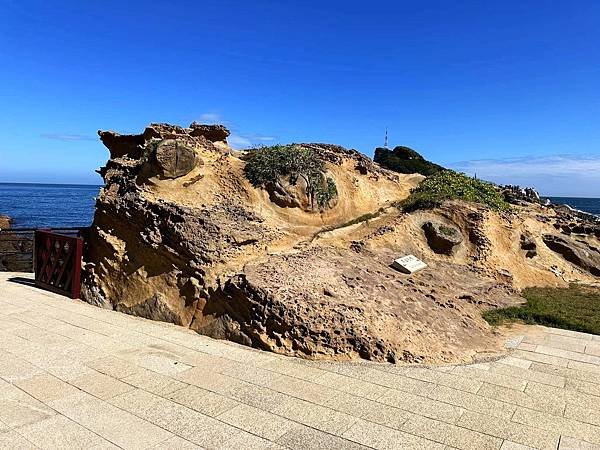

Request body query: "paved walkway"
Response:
[0, 274, 600, 450]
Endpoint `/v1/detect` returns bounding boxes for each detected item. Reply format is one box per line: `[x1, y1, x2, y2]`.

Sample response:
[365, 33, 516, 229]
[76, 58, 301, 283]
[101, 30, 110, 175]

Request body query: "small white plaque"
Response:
[391, 255, 427, 274]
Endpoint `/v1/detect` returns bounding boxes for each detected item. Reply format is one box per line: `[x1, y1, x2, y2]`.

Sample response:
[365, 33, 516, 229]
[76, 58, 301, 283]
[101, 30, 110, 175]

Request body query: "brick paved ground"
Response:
[1, 272, 600, 449]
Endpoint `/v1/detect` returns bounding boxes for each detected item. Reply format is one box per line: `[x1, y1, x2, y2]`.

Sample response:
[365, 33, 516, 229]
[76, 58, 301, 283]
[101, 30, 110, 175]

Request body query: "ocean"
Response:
[0, 183, 598, 229]
[0, 183, 100, 229]
[547, 197, 600, 217]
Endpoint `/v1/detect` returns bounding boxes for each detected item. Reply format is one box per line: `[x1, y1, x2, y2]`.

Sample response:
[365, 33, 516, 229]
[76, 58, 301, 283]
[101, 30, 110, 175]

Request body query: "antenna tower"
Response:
[384, 127, 388, 148]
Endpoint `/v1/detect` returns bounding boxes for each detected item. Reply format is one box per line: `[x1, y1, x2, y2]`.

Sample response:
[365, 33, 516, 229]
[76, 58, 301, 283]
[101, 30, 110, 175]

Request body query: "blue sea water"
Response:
[547, 197, 600, 217]
[0, 183, 598, 229]
[0, 183, 100, 228]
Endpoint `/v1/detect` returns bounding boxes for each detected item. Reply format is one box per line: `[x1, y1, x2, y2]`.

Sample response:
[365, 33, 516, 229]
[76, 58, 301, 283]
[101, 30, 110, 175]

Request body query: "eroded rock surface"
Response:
[543, 234, 600, 276]
[82, 122, 598, 365]
[422, 221, 463, 255]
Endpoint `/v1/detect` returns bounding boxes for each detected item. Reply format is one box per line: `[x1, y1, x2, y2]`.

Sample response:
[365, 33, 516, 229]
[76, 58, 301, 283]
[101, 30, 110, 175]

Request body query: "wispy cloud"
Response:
[197, 112, 276, 149]
[447, 154, 600, 197]
[41, 133, 96, 142]
[197, 112, 223, 124]
[228, 133, 276, 149]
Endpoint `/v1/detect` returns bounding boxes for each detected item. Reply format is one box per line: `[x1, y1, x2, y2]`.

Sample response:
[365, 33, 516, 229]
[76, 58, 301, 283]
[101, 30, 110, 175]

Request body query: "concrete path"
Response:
[0, 273, 600, 450]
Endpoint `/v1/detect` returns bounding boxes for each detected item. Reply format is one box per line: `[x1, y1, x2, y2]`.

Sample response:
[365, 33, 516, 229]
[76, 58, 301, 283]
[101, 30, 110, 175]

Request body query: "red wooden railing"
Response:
[34, 230, 83, 299]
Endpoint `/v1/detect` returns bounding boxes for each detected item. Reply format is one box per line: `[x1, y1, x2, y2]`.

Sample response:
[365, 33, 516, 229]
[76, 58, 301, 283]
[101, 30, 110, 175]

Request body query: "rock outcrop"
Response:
[543, 234, 600, 276]
[422, 221, 463, 255]
[82, 122, 599, 365]
[0, 215, 32, 272]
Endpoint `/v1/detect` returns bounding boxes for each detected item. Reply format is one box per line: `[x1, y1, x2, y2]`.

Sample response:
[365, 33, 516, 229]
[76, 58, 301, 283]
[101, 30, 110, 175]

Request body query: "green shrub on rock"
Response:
[243, 144, 338, 208]
[400, 170, 510, 212]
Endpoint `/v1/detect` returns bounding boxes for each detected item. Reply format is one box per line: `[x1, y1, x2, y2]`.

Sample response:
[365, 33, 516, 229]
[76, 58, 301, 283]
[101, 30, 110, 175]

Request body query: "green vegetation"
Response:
[438, 224, 458, 237]
[374, 146, 444, 176]
[399, 170, 510, 212]
[243, 144, 337, 207]
[483, 284, 600, 335]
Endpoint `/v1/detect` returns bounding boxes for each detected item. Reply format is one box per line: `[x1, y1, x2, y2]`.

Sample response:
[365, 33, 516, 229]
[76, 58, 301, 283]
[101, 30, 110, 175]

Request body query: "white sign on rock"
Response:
[391, 255, 427, 274]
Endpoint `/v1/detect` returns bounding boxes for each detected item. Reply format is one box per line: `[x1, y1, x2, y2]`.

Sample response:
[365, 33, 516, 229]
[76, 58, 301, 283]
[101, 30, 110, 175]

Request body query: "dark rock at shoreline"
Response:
[0, 215, 33, 272]
[543, 234, 600, 276]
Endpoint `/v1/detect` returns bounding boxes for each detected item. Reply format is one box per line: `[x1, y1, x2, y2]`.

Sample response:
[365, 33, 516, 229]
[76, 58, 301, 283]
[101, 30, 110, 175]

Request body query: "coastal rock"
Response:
[82, 121, 599, 365]
[422, 221, 463, 255]
[0, 215, 32, 272]
[543, 234, 600, 276]
[520, 233, 537, 258]
[155, 139, 198, 179]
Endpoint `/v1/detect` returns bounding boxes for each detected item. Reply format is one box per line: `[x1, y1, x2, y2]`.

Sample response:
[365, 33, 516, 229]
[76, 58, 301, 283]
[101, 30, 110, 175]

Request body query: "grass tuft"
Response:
[483, 284, 600, 335]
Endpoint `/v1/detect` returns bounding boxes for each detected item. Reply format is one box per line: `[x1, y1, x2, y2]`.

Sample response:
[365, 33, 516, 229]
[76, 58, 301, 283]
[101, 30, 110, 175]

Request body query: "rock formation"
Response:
[422, 221, 463, 255]
[0, 215, 32, 272]
[82, 122, 599, 365]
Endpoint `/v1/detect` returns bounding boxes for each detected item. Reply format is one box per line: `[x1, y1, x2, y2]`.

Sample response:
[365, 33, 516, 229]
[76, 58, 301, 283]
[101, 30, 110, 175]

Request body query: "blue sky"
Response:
[1, 1, 599, 196]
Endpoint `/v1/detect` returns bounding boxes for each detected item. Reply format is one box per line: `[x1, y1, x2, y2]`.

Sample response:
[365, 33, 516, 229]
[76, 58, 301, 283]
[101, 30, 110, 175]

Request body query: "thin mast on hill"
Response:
[384, 127, 389, 148]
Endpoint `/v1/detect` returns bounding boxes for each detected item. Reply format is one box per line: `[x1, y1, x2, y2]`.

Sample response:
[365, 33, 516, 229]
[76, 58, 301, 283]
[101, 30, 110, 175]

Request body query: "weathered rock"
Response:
[0, 215, 33, 272]
[422, 221, 463, 255]
[520, 233, 537, 258]
[205, 247, 520, 363]
[155, 139, 197, 178]
[189, 122, 230, 142]
[543, 234, 600, 276]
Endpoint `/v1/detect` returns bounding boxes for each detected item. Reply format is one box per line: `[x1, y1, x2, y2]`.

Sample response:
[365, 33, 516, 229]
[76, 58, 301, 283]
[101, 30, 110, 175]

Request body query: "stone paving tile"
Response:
[529, 361, 600, 385]
[536, 345, 600, 365]
[388, 366, 484, 394]
[564, 404, 600, 427]
[277, 424, 369, 450]
[451, 365, 527, 391]
[500, 441, 536, 450]
[121, 366, 188, 396]
[149, 435, 202, 449]
[402, 414, 502, 450]
[525, 380, 600, 412]
[0, 430, 37, 449]
[343, 418, 446, 449]
[217, 403, 298, 440]
[311, 370, 390, 400]
[477, 382, 565, 416]
[512, 349, 569, 367]
[270, 395, 358, 435]
[69, 369, 135, 400]
[457, 411, 559, 450]
[110, 389, 241, 449]
[58, 396, 174, 449]
[513, 406, 600, 445]
[15, 414, 117, 449]
[568, 359, 600, 374]
[167, 384, 239, 417]
[488, 360, 565, 387]
[428, 384, 516, 419]
[13, 373, 84, 404]
[219, 431, 285, 449]
[379, 388, 464, 424]
[558, 436, 600, 449]
[323, 391, 412, 429]
[0, 382, 56, 428]
[496, 356, 532, 370]
[4, 273, 600, 450]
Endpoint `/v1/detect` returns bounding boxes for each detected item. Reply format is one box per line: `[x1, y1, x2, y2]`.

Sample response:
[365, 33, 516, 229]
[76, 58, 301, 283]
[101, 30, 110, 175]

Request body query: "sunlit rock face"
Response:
[81, 121, 598, 365]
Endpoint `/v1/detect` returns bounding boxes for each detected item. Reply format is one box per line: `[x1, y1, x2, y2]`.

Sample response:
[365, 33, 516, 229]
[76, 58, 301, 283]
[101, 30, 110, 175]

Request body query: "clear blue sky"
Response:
[1, 0, 599, 196]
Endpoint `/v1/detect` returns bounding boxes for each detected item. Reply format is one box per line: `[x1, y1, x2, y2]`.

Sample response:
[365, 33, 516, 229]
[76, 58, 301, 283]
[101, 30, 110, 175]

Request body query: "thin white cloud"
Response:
[41, 133, 96, 142]
[228, 133, 276, 149]
[447, 154, 600, 197]
[198, 112, 222, 124]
